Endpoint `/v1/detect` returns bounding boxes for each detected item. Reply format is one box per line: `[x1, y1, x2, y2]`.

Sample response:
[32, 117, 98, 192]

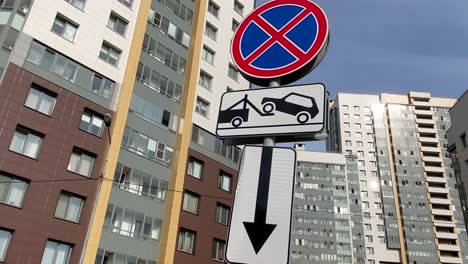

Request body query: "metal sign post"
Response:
[223, 0, 331, 263]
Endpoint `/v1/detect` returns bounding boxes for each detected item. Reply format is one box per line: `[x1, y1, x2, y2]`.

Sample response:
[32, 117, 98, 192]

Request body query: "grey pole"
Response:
[263, 80, 280, 146]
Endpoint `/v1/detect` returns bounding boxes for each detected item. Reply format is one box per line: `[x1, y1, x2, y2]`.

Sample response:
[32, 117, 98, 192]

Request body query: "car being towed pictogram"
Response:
[261, 93, 319, 124]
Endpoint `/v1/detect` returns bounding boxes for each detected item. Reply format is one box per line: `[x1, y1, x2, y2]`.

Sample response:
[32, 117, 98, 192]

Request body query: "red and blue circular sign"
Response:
[232, 0, 330, 86]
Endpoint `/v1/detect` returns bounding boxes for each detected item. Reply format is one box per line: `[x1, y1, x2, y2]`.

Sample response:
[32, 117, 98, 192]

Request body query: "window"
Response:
[362, 202, 369, 209]
[234, 0, 244, 16]
[354, 106, 360, 111]
[55, 192, 84, 223]
[212, 239, 226, 261]
[232, 19, 239, 32]
[41, 240, 72, 264]
[377, 225, 384, 231]
[177, 229, 196, 254]
[25, 85, 56, 115]
[208, 1, 219, 18]
[343, 114, 349, 119]
[228, 64, 239, 81]
[67, 149, 95, 177]
[0, 229, 12, 262]
[205, 23, 217, 41]
[374, 203, 382, 209]
[0, 173, 28, 207]
[378, 236, 386, 243]
[367, 247, 374, 255]
[461, 133, 467, 148]
[366, 235, 373, 243]
[182, 191, 199, 214]
[99, 42, 121, 66]
[356, 132, 362, 138]
[202, 46, 214, 64]
[52, 15, 78, 42]
[91, 74, 114, 100]
[117, 0, 133, 8]
[360, 180, 367, 187]
[199, 71, 212, 90]
[79, 111, 104, 137]
[218, 172, 232, 192]
[365, 224, 372, 231]
[361, 191, 368, 197]
[195, 97, 210, 117]
[9, 127, 42, 159]
[368, 260, 375, 264]
[357, 141, 363, 147]
[65, 0, 85, 10]
[187, 159, 203, 179]
[345, 140, 352, 147]
[354, 114, 360, 120]
[107, 12, 128, 35]
[216, 203, 230, 225]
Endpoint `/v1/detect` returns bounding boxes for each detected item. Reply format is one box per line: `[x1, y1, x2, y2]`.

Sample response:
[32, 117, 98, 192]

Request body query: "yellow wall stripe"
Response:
[157, 0, 207, 263]
[80, 0, 151, 262]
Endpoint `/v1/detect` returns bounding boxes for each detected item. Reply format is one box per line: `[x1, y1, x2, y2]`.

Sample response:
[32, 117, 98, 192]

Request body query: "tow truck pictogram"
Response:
[218, 94, 274, 128]
[218, 92, 320, 128]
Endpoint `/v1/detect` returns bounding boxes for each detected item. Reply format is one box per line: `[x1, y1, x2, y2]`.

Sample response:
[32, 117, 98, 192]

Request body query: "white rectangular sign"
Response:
[216, 84, 326, 139]
[226, 146, 296, 264]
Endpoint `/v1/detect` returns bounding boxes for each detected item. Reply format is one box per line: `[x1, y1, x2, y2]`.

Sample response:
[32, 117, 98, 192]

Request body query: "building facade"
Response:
[92, 0, 253, 263]
[0, 0, 145, 263]
[291, 146, 365, 264]
[327, 92, 468, 264]
[448, 91, 468, 232]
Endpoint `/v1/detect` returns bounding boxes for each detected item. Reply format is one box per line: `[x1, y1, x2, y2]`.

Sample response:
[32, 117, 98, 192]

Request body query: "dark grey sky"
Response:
[253, 0, 468, 150]
[255, 0, 468, 99]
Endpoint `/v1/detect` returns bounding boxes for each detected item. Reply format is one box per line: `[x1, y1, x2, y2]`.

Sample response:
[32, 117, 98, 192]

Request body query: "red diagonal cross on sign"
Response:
[244, 6, 314, 65]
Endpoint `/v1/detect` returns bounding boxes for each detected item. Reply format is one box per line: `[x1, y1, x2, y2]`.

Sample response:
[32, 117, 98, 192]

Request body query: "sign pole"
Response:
[263, 80, 280, 147]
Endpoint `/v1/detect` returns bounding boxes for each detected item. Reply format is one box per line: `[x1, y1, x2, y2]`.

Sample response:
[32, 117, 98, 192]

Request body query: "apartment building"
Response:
[90, 0, 253, 263]
[327, 92, 468, 264]
[171, 0, 253, 263]
[291, 145, 366, 264]
[0, 0, 144, 263]
[448, 90, 468, 232]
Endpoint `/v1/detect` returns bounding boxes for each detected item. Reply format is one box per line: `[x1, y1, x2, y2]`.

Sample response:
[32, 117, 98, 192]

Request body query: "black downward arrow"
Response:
[243, 147, 277, 254]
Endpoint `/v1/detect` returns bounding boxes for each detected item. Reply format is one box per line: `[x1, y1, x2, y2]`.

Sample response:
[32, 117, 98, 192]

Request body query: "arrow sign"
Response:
[243, 147, 276, 253]
[226, 146, 296, 264]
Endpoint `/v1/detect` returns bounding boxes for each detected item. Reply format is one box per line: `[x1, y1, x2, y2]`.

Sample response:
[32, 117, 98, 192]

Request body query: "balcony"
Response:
[430, 198, 452, 205]
[432, 209, 454, 216]
[417, 127, 437, 134]
[419, 136, 440, 143]
[440, 256, 463, 264]
[434, 221, 456, 228]
[425, 166, 446, 173]
[428, 187, 449, 194]
[436, 232, 458, 240]
[426, 177, 447, 184]
[415, 109, 434, 116]
[421, 146, 441, 153]
[416, 118, 436, 125]
[412, 100, 432, 107]
[438, 244, 461, 252]
[423, 156, 444, 163]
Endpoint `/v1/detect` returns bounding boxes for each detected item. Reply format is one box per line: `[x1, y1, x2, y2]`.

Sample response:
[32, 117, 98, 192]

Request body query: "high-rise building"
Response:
[291, 144, 365, 264]
[0, 0, 145, 263]
[325, 92, 468, 264]
[0, 0, 253, 263]
[448, 90, 468, 232]
[87, 0, 253, 264]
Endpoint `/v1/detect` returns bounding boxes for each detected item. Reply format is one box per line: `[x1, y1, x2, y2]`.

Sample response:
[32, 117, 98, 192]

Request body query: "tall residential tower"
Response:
[326, 92, 468, 264]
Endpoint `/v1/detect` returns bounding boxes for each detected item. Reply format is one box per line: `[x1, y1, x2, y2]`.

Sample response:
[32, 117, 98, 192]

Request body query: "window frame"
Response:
[202, 46, 215, 64]
[182, 191, 200, 215]
[0, 173, 29, 208]
[99, 41, 122, 66]
[107, 12, 129, 36]
[228, 64, 239, 81]
[67, 148, 95, 177]
[234, 0, 244, 16]
[212, 239, 226, 261]
[54, 192, 85, 223]
[177, 229, 196, 254]
[205, 22, 217, 41]
[51, 14, 79, 42]
[187, 158, 203, 179]
[195, 97, 210, 117]
[215, 203, 230, 225]
[79, 110, 105, 137]
[41, 240, 73, 264]
[0, 229, 12, 262]
[24, 85, 57, 116]
[218, 171, 232, 192]
[207, 1, 219, 18]
[198, 71, 212, 90]
[65, 0, 86, 10]
[9, 127, 43, 159]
